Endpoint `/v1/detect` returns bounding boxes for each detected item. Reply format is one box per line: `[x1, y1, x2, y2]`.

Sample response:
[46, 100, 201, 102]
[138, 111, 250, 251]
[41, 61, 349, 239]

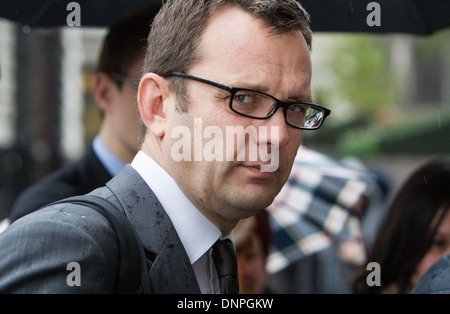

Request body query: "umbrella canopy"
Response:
[302, 0, 450, 35]
[0, 0, 449, 34]
[0, 0, 161, 28]
[266, 146, 375, 274]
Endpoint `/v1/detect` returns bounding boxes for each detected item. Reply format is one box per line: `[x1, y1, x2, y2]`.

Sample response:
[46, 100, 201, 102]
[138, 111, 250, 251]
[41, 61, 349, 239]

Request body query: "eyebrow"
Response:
[289, 95, 313, 104]
[225, 81, 313, 103]
[434, 231, 450, 238]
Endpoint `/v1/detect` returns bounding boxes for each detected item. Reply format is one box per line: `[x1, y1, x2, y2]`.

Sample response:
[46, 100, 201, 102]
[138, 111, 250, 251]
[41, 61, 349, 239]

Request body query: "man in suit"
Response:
[0, 0, 330, 293]
[7, 7, 158, 223]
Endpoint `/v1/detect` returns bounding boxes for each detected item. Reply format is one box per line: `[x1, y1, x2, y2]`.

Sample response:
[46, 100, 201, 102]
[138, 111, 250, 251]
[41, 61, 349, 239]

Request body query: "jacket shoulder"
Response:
[0, 201, 119, 293]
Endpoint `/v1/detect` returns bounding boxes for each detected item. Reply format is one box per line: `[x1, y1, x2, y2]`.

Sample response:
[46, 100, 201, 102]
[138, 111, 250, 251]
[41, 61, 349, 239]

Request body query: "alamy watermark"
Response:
[66, 261, 381, 289]
[66, 2, 382, 28]
[366, 262, 381, 287]
[170, 118, 280, 172]
[66, 262, 81, 287]
[66, 2, 81, 27]
[367, 2, 381, 27]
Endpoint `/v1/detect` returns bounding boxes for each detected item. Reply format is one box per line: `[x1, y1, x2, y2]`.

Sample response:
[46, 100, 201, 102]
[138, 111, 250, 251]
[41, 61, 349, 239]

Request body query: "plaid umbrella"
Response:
[266, 146, 375, 274]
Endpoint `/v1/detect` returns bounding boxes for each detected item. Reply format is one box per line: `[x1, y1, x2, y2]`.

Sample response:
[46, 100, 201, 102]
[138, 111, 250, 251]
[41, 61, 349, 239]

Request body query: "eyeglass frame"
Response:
[164, 71, 331, 130]
[108, 72, 140, 89]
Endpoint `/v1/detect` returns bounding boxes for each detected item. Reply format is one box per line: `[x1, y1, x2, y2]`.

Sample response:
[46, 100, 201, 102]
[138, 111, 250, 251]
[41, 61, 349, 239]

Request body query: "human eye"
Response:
[233, 93, 254, 104]
[232, 91, 260, 113]
[287, 104, 306, 113]
[431, 238, 447, 249]
[428, 233, 450, 254]
[231, 90, 275, 118]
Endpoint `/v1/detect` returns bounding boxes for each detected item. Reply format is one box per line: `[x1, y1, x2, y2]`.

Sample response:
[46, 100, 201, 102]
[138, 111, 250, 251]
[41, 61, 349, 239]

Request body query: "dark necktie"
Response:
[212, 239, 239, 294]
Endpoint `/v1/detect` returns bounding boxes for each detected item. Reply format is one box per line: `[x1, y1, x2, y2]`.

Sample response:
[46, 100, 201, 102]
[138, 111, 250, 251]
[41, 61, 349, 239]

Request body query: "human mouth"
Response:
[241, 164, 277, 179]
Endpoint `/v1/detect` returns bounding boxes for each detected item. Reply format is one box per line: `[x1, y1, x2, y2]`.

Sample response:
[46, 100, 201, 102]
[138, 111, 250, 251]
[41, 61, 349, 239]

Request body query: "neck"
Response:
[99, 125, 136, 164]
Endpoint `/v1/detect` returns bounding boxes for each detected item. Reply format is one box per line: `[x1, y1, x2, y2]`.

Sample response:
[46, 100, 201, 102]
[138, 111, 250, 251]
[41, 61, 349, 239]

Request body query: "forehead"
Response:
[193, 7, 311, 95]
[437, 208, 450, 230]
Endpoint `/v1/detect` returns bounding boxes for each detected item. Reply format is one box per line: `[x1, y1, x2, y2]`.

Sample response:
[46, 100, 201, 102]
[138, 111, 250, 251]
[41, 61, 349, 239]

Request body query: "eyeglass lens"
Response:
[231, 90, 324, 129]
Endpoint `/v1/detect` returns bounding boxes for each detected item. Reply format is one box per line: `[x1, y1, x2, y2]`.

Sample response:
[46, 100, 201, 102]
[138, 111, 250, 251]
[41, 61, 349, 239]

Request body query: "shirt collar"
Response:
[131, 151, 225, 264]
[92, 136, 125, 177]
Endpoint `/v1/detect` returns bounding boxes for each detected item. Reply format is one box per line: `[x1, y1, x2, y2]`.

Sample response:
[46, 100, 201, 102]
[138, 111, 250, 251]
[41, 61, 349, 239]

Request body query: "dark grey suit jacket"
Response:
[0, 165, 201, 294]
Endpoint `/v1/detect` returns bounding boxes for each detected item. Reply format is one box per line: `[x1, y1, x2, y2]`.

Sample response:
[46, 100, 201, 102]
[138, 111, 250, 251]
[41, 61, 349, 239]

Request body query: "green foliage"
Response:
[322, 35, 398, 120]
[415, 29, 450, 60]
[337, 125, 385, 158]
[309, 32, 450, 159]
[333, 110, 450, 158]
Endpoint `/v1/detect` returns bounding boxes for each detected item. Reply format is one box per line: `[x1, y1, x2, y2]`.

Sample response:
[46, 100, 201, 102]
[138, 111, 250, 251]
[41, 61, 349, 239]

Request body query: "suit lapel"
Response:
[105, 165, 201, 294]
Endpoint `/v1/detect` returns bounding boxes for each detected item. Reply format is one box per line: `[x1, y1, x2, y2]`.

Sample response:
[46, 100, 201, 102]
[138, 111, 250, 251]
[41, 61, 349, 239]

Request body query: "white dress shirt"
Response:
[131, 151, 232, 294]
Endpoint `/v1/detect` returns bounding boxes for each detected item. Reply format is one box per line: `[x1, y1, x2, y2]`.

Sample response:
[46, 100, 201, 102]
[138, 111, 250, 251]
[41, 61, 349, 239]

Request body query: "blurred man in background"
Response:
[7, 6, 158, 224]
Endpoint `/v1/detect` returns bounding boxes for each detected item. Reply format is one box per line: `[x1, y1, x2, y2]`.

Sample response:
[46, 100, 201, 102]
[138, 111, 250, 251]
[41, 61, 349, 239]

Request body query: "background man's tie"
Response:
[212, 239, 239, 294]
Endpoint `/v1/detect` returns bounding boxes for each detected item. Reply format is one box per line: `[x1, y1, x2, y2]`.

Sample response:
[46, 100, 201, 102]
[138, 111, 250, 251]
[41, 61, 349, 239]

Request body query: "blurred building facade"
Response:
[0, 19, 105, 219]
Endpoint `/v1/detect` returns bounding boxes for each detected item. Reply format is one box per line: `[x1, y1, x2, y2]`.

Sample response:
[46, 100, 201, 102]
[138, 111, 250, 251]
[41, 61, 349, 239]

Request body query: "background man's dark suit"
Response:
[0, 165, 201, 293]
[9, 147, 112, 222]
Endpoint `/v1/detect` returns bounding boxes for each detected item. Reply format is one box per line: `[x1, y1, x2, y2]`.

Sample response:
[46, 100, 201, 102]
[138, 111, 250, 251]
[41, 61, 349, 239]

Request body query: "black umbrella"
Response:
[0, 0, 161, 28]
[0, 0, 449, 34]
[301, 0, 450, 35]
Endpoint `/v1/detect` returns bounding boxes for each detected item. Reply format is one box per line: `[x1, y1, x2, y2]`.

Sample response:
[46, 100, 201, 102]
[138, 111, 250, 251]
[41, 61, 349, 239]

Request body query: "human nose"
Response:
[258, 109, 290, 149]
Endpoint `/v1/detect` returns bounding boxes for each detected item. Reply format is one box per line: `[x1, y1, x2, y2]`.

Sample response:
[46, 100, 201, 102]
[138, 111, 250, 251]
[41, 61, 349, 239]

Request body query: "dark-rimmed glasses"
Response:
[165, 71, 330, 130]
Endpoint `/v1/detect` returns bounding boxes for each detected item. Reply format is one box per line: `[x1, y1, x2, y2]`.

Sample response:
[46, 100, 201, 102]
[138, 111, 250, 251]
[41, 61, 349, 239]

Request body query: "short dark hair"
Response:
[144, 0, 311, 79]
[97, 5, 160, 85]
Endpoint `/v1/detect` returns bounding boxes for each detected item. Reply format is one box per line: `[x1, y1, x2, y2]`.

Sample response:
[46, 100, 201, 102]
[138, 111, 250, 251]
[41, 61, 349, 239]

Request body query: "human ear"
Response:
[93, 72, 117, 113]
[138, 73, 168, 138]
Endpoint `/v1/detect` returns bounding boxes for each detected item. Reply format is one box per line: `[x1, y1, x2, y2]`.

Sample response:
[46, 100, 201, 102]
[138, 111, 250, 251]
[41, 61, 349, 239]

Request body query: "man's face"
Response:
[162, 8, 311, 232]
[109, 57, 143, 161]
